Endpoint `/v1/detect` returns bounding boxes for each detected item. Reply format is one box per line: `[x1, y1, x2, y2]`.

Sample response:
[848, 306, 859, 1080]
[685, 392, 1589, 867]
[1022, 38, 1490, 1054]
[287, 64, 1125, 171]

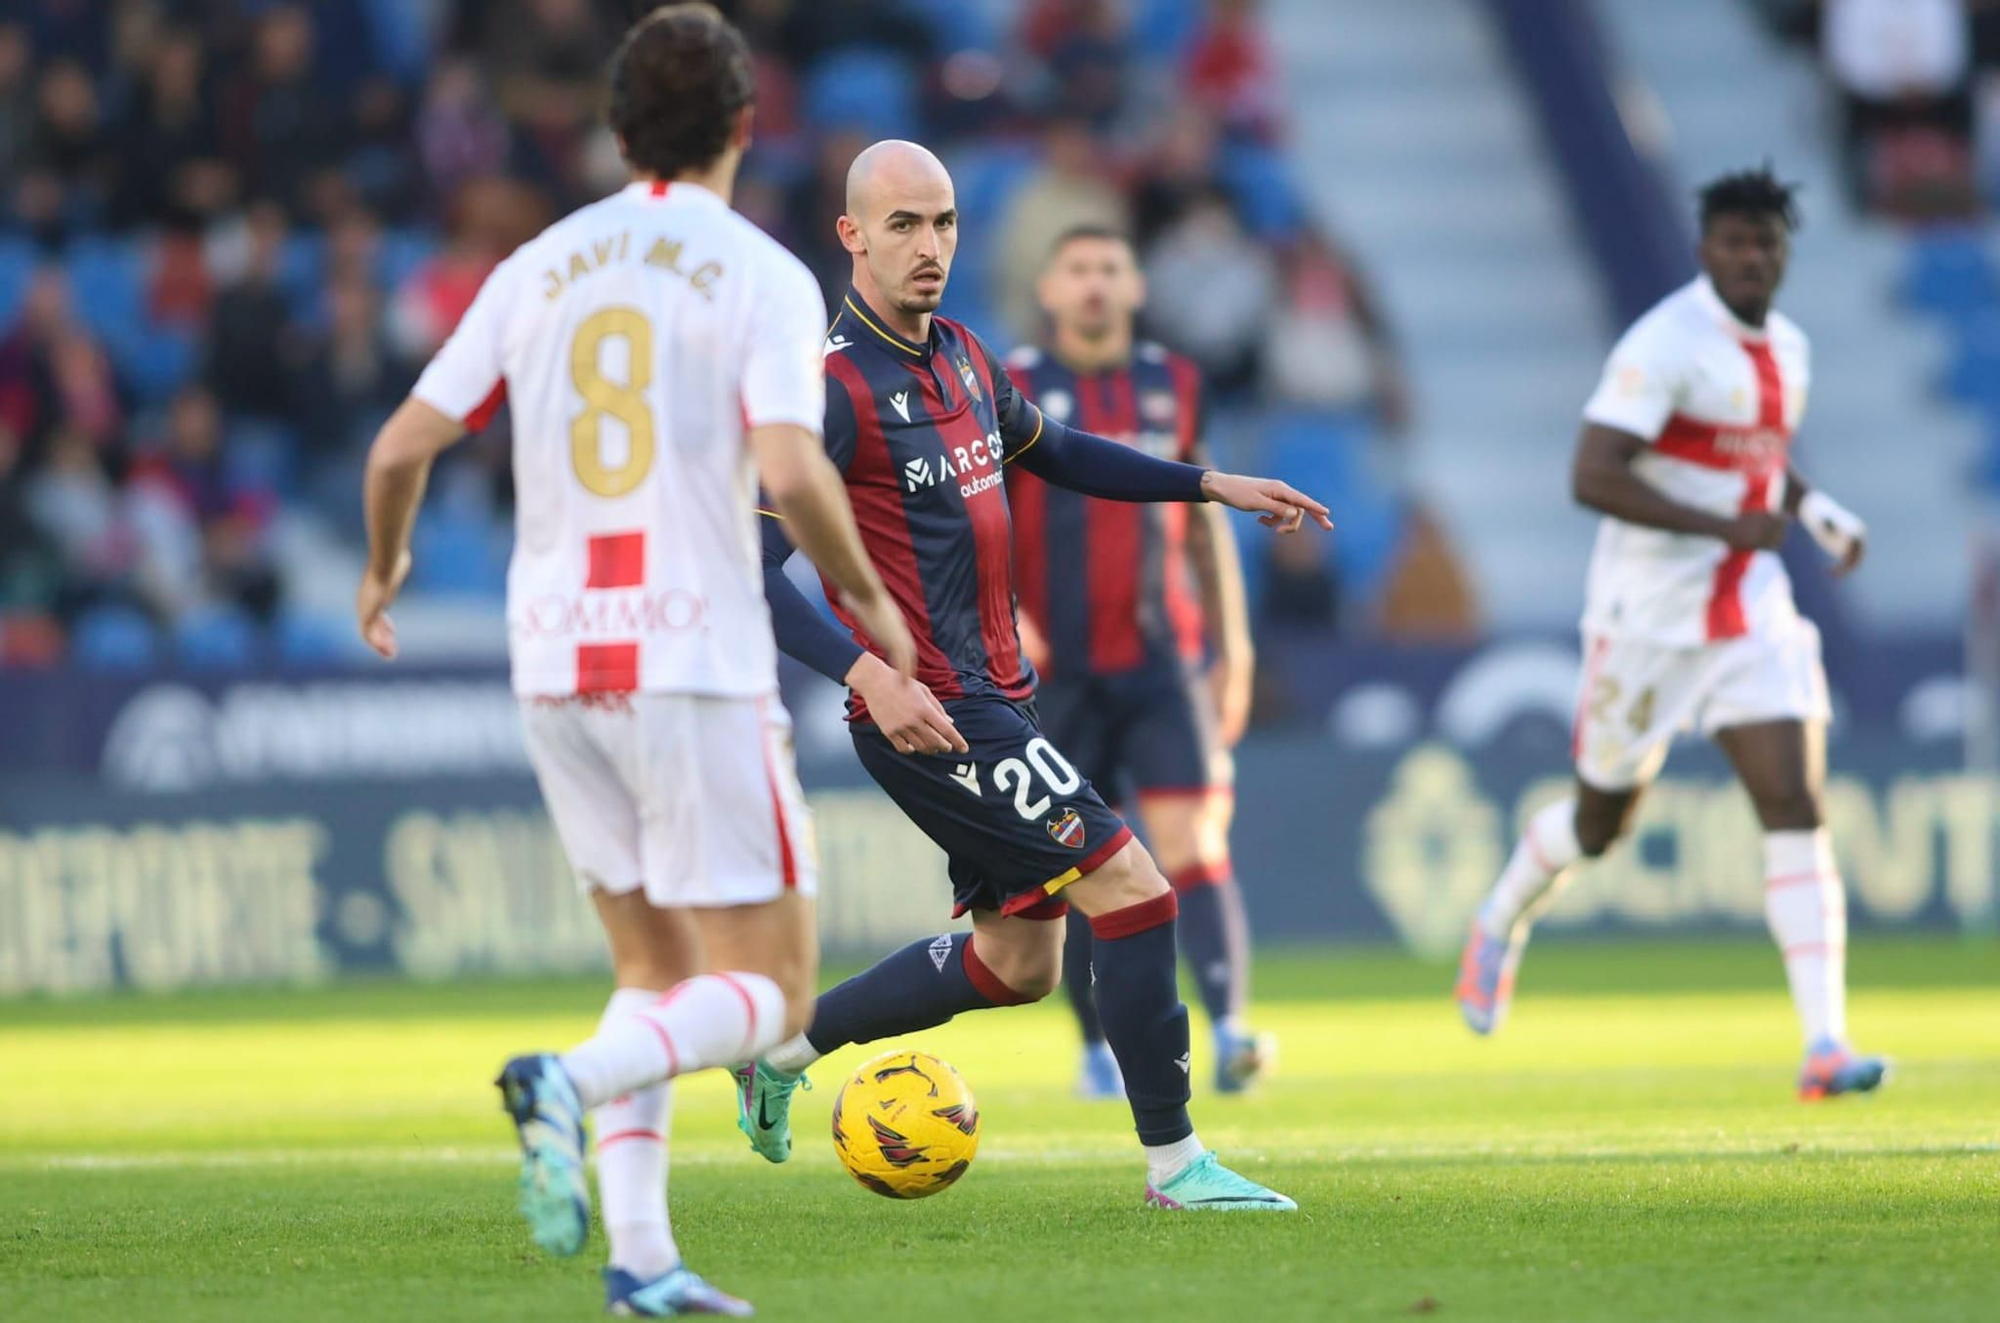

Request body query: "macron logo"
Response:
[824, 334, 852, 356]
[949, 763, 981, 796]
[889, 390, 912, 423]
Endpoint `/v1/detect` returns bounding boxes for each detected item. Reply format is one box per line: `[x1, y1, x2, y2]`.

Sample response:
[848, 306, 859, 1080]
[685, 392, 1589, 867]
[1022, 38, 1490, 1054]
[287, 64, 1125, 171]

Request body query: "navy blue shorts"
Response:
[850, 695, 1133, 918]
[1032, 662, 1223, 803]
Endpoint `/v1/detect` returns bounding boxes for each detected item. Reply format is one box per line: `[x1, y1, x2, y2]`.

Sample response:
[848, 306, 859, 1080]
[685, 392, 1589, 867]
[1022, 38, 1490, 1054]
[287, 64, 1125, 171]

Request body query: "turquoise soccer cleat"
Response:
[1145, 1151, 1296, 1212]
[1213, 1025, 1274, 1094]
[495, 1053, 589, 1257]
[604, 1265, 754, 1317]
[1455, 920, 1526, 1036]
[1798, 1038, 1890, 1101]
[732, 1061, 808, 1164]
[1075, 1041, 1125, 1100]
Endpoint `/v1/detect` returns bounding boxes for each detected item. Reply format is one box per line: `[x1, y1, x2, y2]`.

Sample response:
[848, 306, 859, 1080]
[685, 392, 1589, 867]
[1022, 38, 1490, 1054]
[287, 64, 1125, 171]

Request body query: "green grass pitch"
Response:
[3, 937, 1996, 1322]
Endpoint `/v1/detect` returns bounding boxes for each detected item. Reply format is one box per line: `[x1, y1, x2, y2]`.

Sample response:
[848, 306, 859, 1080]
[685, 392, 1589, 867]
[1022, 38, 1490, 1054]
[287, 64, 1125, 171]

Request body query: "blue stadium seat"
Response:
[175, 606, 261, 669]
[0, 237, 34, 332]
[800, 49, 919, 139]
[377, 228, 439, 293]
[225, 420, 302, 499]
[71, 604, 160, 670]
[1943, 310, 2000, 410]
[1263, 409, 1405, 604]
[1900, 229, 1999, 322]
[65, 237, 145, 339]
[1220, 146, 1306, 241]
[410, 511, 506, 597]
[1132, 0, 1206, 61]
[115, 327, 198, 403]
[362, 0, 433, 82]
[274, 610, 347, 663]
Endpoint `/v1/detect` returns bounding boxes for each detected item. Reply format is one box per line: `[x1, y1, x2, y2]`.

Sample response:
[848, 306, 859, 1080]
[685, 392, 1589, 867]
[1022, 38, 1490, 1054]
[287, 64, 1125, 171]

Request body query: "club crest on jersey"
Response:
[1046, 807, 1086, 849]
[1040, 389, 1072, 422]
[1141, 390, 1177, 425]
[956, 355, 982, 401]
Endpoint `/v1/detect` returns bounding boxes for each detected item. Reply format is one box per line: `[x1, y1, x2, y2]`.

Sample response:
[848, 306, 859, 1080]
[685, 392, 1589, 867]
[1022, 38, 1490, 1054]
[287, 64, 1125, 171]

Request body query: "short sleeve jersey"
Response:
[1579, 275, 1810, 646]
[413, 181, 826, 697]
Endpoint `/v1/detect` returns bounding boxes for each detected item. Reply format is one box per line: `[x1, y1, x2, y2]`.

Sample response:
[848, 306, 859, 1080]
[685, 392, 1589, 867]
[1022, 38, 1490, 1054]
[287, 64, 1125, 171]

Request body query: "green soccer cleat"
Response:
[732, 1061, 808, 1164]
[1145, 1151, 1296, 1212]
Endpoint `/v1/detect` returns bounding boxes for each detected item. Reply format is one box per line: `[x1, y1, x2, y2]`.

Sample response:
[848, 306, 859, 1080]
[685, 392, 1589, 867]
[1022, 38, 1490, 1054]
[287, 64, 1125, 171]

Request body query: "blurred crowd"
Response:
[1758, 0, 2000, 218]
[0, 0, 1416, 670]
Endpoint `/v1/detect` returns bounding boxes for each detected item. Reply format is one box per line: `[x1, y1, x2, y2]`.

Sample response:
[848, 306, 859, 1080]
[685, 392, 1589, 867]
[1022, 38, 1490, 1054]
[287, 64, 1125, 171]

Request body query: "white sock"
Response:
[591, 989, 677, 1279]
[561, 972, 788, 1109]
[1763, 828, 1848, 1048]
[1478, 798, 1585, 938]
[1145, 1132, 1206, 1188]
[763, 1032, 823, 1077]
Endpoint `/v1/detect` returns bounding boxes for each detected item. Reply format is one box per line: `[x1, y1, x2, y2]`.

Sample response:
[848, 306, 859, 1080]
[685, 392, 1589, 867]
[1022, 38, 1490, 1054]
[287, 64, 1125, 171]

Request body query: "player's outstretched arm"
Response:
[1572, 423, 1787, 551]
[751, 422, 917, 678]
[358, 397, 466, 659]
[1784, 468, 1866, 577]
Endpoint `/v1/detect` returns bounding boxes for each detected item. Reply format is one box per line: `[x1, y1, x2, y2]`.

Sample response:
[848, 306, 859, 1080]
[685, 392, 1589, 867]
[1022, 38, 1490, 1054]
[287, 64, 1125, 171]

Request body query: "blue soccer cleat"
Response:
[1213, 1025, 1274, 1094]
[1145, 1151, 1296, 1212]
[732, 1061, 808, 1164]
[1455, 921, 1525, 1036]
[605, 1265, 754, 1317]
[1075, 1041, 1125, 1100]
[495, 1053, 589, 1257]
[1797, 1038, 1890, 1101]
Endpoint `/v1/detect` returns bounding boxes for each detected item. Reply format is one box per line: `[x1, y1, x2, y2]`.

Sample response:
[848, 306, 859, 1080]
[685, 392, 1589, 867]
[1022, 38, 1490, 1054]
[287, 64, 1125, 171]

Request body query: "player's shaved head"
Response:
[837, 139, 959, 335]
[844, 139, 950, 217]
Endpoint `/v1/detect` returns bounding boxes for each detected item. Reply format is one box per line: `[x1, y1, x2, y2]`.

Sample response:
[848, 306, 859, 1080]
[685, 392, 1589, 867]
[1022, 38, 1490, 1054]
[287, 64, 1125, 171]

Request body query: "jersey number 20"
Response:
[570, 306, 655, 497]
[995, 738, 1084, 821]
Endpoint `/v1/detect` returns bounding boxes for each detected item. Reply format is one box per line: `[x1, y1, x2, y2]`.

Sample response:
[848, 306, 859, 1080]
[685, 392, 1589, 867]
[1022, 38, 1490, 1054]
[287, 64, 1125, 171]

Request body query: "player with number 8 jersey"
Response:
[356, 8, 921, 1315]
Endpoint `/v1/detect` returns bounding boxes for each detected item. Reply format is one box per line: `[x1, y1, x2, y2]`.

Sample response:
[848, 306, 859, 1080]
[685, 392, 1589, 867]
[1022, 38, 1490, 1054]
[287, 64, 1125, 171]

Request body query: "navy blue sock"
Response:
[1170, 868, 1243, 1028]
[804, 932, 1030, 1056]
[1087, 893, 1193, 1145]
[1061, 907, 1106, 1045]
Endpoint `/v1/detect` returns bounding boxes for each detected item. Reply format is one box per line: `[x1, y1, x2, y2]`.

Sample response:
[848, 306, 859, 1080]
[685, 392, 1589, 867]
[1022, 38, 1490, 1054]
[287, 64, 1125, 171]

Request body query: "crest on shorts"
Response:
[957, 355, 982, 402]
[1045, 807, 1086, 849]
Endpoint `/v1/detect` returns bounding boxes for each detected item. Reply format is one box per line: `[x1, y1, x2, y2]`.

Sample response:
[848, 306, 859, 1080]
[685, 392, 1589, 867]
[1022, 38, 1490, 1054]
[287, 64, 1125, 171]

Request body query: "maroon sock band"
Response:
[962, 938, 1039, 1006]
[1089, 890, 1179, 941]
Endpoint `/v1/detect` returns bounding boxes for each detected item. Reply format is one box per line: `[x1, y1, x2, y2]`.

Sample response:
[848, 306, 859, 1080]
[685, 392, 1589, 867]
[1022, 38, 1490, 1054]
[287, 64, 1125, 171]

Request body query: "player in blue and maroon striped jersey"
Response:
[1006, 226, 1269, 1101]
[740, 140, 1330, 1212]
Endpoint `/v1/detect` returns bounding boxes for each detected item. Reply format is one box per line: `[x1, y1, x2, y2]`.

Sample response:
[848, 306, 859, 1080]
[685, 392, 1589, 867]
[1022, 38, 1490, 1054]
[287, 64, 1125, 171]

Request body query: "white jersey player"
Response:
[355, 7, 914, 1317]
[1453, 167, 1887, 1102]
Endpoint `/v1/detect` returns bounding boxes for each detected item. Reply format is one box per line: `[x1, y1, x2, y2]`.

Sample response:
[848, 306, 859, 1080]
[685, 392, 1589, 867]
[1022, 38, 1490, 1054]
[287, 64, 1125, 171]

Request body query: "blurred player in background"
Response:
[356, 7, 914, 1315]
[1005, 226, 1269, 1100]
[743, 139, 1330, 1211]
[1454, 167, 1888, 1102]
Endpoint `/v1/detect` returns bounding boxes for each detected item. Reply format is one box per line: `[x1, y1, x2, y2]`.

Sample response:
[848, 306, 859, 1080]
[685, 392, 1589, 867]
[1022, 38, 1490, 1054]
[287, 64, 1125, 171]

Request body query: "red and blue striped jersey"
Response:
[1004, 342, 1207, 679]
[813, 289, 1049, 716]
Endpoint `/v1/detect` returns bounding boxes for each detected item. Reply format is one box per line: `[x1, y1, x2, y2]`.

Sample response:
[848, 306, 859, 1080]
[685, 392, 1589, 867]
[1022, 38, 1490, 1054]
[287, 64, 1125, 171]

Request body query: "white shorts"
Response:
[1572, 616, 1831, 792]
[520, 693, 817, 906]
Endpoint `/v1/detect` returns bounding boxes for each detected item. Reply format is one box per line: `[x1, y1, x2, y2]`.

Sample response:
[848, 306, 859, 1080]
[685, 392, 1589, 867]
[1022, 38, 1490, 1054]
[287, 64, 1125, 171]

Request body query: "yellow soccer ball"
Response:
[831, 1049, 980, 1199]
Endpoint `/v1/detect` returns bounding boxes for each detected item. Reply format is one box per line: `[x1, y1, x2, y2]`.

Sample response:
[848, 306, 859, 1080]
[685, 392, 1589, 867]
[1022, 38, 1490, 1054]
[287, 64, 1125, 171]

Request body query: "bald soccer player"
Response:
[733, 140, 1331, 1211]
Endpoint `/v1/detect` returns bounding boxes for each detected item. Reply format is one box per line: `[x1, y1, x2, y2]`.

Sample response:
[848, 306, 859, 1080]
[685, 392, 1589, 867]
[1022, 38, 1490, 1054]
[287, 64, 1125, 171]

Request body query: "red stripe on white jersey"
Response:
[577, 642, 639, 694]
[586, 531, 646, 590]
[1704, 339, 1787, 641]
[754, 698, 799, 891]
[464, 380, 508, 432]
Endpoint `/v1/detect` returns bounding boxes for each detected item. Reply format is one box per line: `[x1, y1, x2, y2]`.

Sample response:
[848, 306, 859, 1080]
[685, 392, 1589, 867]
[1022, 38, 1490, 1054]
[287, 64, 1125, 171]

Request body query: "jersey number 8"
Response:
[570, 306, 655, 497]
